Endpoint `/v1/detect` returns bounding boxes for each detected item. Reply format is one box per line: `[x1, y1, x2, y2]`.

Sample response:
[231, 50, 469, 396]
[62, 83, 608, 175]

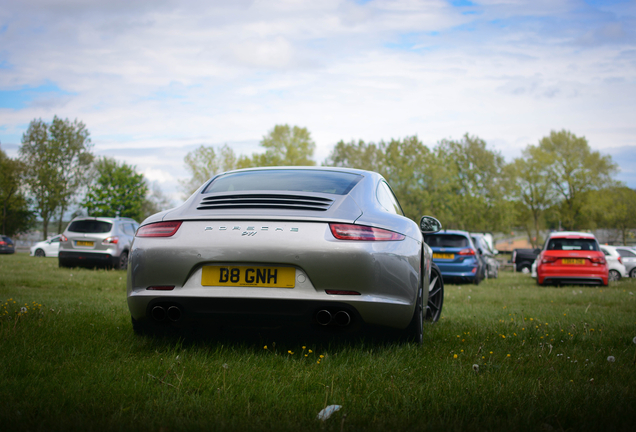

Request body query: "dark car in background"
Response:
[0, 236, 15, 254]
[424, 230, 483, 284]
[59, 216, 139, 269]
[512, 248, 540, 273]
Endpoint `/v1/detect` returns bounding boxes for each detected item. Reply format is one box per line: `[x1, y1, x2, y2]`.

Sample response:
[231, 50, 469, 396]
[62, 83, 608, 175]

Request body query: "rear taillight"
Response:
[102, 236, 119, 245]
[542, 256, 557, 263]
[458, 248, 475, 256]
[329, 223, 405, 241]
[136, 221, 182, 237]
[591, 257, 606, 264]
[0, 241, 5, 246]
[60, 235, 68, 242]
[617, 256, 623, 264]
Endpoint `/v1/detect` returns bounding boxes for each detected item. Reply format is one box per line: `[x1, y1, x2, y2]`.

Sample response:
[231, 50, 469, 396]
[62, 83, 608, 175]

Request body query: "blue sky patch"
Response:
[450, 0, 475, 7]
[0, 82, 74, 109]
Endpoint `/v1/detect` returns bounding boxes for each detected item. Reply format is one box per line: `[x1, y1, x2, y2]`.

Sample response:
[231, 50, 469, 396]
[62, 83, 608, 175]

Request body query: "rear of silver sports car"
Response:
[127, 168, 424, 334]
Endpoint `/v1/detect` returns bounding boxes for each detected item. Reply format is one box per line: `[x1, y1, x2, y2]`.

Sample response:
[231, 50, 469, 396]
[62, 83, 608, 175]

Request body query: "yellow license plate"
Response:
[202, 266, 295, 288]
[433, 253, 455, 260]
[76, 241, 94, 247]
[561, 259, 585, 265]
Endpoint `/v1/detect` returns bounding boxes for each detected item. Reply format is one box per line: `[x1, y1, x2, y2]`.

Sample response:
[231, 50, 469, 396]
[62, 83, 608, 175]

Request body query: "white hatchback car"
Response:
[30, 235, 62, 258]
[599, 245, 627, 282]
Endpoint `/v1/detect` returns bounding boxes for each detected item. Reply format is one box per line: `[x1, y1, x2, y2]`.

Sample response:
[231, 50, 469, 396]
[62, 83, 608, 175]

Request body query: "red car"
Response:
[536, 232, 608, 286]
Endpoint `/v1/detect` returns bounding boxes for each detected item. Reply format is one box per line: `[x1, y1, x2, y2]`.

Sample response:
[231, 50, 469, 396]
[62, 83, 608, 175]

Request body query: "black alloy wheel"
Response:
[34, 249, 45, 257]
[116, 251, 129, 270]
[630, 268, 636, 278]
[425, 263, 444, 322]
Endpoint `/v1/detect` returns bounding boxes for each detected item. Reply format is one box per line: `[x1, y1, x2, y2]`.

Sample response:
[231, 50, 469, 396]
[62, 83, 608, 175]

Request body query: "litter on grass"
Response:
[317, 405, 342, 421]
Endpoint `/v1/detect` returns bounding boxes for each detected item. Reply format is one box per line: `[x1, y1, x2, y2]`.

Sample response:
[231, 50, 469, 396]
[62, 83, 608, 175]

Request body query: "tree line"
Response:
[2, 119, 634, 244]
[0, 116, 170, 239]
[182, 125, 636, 246]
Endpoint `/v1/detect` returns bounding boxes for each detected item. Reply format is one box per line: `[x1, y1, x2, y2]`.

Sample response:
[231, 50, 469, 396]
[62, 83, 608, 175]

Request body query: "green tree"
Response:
[511, 145, 556, 248]
[19, 117, 93, 239]
[324, 136, 456, 223]
[538, 130, 617, 230]
[0, 148, 34, 236]
[141, 180, 174, 220]
[83, 157, 148, 222]
[252, 125, 316, 166]
[48, 117, 94, 232]
[588, 186, 636, 245]
[323, 139, 385, 172]
[179, 144, 242, 198]
[435, 134, 513, 232]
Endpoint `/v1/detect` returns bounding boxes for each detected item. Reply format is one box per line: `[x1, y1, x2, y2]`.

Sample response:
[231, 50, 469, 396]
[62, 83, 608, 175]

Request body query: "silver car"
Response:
[615, 246, 636, 278]
[127, 167, 444, 342]
[59, 216, 139, 269]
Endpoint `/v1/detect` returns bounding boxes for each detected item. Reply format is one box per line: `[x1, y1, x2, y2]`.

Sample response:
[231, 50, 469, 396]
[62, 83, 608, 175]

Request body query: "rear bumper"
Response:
[538, 266, 608, 285]
[59, 251, 117, 267]
[434, 261, 479, 281]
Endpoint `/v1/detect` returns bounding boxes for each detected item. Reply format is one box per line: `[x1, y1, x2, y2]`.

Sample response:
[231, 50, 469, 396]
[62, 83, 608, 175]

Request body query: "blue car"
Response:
[423, 230, 483, 284]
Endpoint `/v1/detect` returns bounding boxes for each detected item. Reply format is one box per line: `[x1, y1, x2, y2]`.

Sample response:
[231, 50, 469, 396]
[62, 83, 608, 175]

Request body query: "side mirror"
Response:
[420, 216, 442, 234]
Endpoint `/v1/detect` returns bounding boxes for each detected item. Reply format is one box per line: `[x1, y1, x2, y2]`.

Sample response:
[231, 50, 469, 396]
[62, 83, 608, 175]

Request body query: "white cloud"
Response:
[1, 0, 635, 201]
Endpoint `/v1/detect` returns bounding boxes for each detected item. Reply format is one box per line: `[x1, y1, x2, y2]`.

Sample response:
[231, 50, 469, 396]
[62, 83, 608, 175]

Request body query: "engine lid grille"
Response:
[197, 194, 334, 211]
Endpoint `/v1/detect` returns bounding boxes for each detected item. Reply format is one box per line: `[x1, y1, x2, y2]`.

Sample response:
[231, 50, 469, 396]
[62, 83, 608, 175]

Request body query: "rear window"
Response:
[547, 238, 599, 251]
[203, 170, 362, 195]
[68, 220, 113, 234]
[424, 234, 469, 248]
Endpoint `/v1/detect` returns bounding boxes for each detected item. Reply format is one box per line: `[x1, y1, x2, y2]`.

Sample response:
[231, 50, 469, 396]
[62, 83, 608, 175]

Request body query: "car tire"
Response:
[630, 268, 636, 278]
[520, 264, 531, 274]
[34, 249, 45, 257]
[404, 284, 424, 344]
[608, 269, 621, 282]
[116, 251, 129, 270]
[425, 263, 444, 323]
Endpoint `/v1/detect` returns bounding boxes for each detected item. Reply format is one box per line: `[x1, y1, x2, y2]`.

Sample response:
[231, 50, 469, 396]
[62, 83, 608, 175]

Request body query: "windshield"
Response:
[547, 238, 599, 251]
[424, 234, 469, 248]
[203, 170, 362, 195]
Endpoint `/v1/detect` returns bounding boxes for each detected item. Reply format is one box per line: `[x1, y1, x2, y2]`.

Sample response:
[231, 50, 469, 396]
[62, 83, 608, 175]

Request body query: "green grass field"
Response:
[1, 253, 635, 431]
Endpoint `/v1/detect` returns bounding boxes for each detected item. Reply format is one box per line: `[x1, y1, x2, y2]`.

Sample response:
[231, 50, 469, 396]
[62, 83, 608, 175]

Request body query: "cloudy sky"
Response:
[1, 0, 635, 204]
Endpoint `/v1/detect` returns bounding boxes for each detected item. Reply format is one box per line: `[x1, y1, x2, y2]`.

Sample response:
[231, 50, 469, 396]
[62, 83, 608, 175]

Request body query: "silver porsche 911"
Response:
[127, 167, 444, 342]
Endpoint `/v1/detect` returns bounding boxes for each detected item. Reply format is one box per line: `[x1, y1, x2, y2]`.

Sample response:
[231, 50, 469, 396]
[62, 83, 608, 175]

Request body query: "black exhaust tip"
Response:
[316, 310, 332, 326]
[151, 306, 166, 321]
[167, 306, 182, 322]
[334, 310, 351, 326]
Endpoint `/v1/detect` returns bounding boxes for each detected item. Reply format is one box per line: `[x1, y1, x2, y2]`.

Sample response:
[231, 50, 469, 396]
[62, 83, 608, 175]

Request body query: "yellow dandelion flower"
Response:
[453, 354, 458, 359]
[490, 351, 493, 354]
[264, 345, 267, 350]
[320, 355, 324, 358]
[507, 354, 511, 357]
[302, 346, 306, 349]
[308, 349, 313, 353]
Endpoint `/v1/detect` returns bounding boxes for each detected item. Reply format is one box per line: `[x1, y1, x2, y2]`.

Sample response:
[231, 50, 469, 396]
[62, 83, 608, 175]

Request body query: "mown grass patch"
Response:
[1, 253, 635, 431]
